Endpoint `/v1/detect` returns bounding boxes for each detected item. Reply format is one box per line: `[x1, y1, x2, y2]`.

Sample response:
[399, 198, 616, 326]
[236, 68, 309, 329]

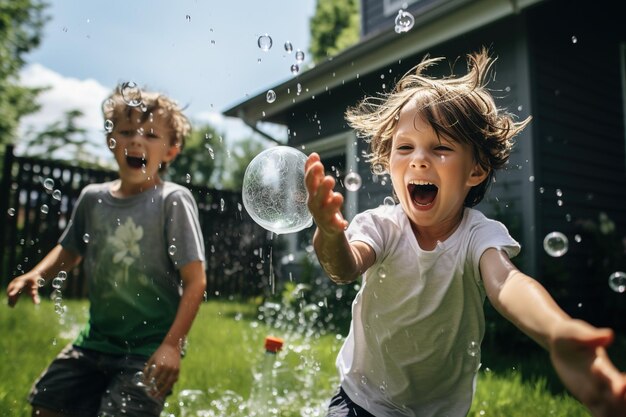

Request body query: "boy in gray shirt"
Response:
[7, 84, 206, 417]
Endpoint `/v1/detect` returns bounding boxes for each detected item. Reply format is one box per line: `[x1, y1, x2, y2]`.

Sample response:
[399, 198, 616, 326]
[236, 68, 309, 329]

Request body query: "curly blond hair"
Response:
[346, 48, 531, 207]
[102, 84, 191, 172]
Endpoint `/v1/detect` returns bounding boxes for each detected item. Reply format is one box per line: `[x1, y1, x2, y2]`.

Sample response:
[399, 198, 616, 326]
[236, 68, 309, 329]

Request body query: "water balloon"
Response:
[242, 146, 312, 235]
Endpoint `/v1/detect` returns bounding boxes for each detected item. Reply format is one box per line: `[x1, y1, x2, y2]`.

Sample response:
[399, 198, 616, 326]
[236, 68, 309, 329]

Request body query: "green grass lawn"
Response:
[1, 297, 593, 416]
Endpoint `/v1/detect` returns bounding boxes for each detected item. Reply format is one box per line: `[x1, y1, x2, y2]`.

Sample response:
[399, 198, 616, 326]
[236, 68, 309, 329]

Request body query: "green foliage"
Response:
[166, 125, 264, 190]
[309, 0, 360, 63]
[1, 296, 605, 416]
[19, 109, 109, 168]
[0, 0, 48, 149]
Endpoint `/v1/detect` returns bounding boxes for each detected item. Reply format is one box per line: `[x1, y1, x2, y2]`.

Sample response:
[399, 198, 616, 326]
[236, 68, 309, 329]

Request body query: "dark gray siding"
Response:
[528, 0, 626, 326]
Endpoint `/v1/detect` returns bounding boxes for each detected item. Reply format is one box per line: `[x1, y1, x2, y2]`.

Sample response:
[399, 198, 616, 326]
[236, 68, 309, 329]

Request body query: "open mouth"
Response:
[126, 155, 147, 169]
[408, 181, 438, 207]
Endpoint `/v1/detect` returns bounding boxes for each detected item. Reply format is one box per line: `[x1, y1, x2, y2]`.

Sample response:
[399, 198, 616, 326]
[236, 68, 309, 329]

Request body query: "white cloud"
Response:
[19, 63, 110, 135]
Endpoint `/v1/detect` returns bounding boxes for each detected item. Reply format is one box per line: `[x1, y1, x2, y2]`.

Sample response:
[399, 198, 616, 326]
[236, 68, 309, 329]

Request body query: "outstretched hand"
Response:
[144, 343, 181, 399]
[6, 273, 41, 307]
[304, 152, 349, 235]
[550, 319, 626, 416]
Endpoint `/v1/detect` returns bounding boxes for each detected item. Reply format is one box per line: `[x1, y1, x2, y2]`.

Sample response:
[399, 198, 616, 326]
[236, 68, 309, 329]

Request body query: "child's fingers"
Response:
[7, 280, 25, 307]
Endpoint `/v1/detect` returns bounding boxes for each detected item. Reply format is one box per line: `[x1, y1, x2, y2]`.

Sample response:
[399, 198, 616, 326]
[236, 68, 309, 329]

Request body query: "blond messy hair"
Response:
[346, 48, 531, 207]
[102, 84, 191, 172]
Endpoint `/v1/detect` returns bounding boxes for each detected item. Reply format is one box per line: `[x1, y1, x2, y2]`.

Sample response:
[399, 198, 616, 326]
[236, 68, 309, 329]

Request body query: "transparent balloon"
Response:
[242, 146, 313, 235]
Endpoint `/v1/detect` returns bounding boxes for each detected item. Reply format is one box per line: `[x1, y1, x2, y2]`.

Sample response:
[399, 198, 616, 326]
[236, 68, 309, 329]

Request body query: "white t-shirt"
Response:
[338, 205, 520, 417]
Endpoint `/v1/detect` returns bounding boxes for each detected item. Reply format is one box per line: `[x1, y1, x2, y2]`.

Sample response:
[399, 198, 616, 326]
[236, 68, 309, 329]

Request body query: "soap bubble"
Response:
[266, 89, 276, 103]
[394, 9, 415, 33]
[257, 34, 272, 51]
[344, 172, 362, 192]
[543, 231, 568, 257]
[121, 81, 142, 107]
[43, 178, 55, 191]
[608, 271, 626, 293]
[242, 146, 312, 235]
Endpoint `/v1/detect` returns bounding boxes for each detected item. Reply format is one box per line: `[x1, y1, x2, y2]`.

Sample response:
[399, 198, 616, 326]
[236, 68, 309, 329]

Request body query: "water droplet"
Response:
[467, 341, 480, 357]
[608, 271, 626, 293]
[571, 35, 578, 44]
[83, 233, 90, 243]
[257, 34, 272, 51]
[36, 277, 45, 287]
[556, 189, 563, 197]
[394, 9, 415, 33]
[121, 81, 142, 107]
[372, 163, 386, 175]
[543, 231, 568, 257]
[43, 178, 55, 191]
[104, 119, 114, 133]
[40, 205, 49, 214]
[52, 189, 62, 200]
[220, 198, 225, 212]
[528, 175, 535, 182]
[266, 89, 276, 103]
[7, 208, 15, 216]
[290, 64, 300, 75]
[54, 304, 65, 315]
[132, 371, 146, 387]
[378, 265, 387, 279]
[295, 49, 305, 63]
[360, 375, 368, 385]
[108, 138, 117, 149]
[574, 234, 582, 243]
[344, 172, 362, 192]
[52, 277, 64, 289]
[58, 271, 68, 280]
[383, 196, 395, 207]
[284, 41, 293, 53]
[168, 245, 177, 256]
[185, 173, 191, 184]
[185, 14, 191, 22]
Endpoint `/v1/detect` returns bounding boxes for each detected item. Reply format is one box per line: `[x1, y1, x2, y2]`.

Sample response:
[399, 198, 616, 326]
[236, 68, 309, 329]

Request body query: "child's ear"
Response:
[467, 163, 489, 187]
[162, 142, 181, 163]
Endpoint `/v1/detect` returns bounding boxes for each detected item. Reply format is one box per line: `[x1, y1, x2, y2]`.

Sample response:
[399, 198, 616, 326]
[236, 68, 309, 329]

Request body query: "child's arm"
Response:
[143, 260, 206, 399]
[6, 244, 82, 307]
[305, 153, 375, 284]
[481, 248, 626, 416]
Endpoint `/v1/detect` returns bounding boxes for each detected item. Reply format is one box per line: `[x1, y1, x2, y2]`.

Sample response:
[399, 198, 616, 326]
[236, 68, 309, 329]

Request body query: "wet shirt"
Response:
[338, 206, 520, 417]
[59, 181, 205, 357]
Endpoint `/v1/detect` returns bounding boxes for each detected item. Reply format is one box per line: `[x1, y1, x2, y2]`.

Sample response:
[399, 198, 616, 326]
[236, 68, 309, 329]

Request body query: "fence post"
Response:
[0, 145, 16, 286]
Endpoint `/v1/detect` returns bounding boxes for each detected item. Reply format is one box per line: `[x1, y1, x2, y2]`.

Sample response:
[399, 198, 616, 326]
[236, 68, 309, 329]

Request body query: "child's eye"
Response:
[146, 133, 160, 139]
[119, 130, 133, 137]
[434, 145, 452, 151]
[396, 144, 413, 151]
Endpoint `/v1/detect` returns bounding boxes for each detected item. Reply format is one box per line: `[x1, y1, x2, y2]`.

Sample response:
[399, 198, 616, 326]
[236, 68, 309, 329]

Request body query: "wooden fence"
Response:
[0, 145, 273, 300]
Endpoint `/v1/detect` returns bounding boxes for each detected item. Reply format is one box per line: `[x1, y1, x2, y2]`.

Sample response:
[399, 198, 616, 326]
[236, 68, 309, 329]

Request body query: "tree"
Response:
[0, 0, 48, 155]
[309, 0, 360, 63]
[19, 109, 109, 168]
[167, 124, 266, 191]
[165, 124, 227, 188]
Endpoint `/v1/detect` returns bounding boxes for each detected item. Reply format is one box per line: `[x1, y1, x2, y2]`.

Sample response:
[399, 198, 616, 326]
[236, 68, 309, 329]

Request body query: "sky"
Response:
[17, 0, 317, 161]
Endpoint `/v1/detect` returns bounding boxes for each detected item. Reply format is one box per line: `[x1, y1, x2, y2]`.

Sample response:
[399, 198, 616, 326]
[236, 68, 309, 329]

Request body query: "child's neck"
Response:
[112, 177, 162, 198]
[411, 208, 465, 251]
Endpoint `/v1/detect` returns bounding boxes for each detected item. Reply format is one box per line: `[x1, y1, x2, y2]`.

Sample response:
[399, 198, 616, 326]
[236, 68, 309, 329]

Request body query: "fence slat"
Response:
[1, 147, 273, 300]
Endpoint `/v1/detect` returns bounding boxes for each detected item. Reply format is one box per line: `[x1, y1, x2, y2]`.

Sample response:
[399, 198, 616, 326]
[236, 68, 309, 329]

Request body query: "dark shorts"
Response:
[327, 386, 376, 417]
[28, 344, 165, 417]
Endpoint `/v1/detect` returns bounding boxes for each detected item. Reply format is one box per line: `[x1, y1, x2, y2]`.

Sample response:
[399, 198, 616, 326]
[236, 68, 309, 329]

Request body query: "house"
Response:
[225, 0, 626, 327]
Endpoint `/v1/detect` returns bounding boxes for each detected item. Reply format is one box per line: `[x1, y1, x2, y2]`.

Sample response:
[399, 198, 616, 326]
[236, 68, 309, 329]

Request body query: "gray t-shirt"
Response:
[59, 180, 205, 356]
